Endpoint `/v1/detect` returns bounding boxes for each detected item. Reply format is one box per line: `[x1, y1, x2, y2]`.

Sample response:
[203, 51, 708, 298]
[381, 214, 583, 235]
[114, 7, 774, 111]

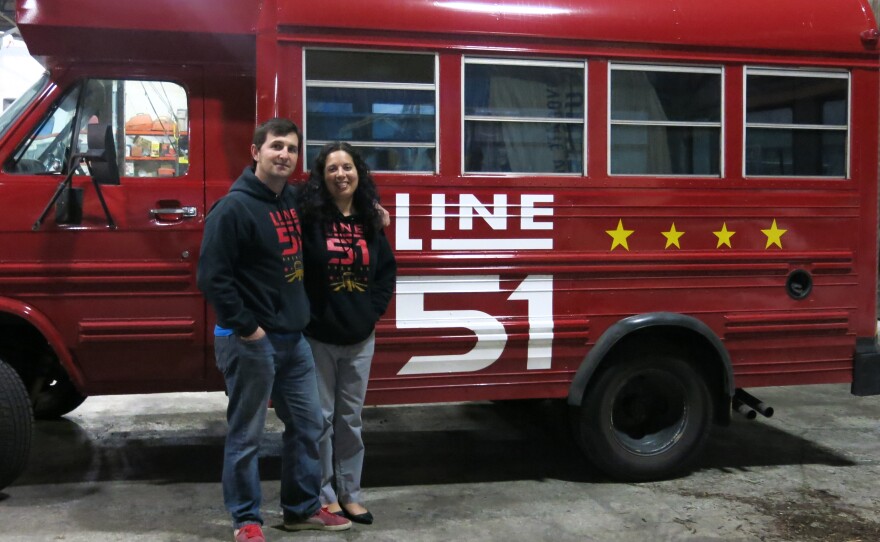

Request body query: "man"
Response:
[197, 118, 352, 542]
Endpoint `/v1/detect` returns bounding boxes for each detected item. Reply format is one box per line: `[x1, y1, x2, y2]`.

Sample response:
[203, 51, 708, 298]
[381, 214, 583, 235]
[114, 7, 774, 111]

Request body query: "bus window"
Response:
[305, 49, 436, 173]
[5, 79, 189, 178]
[0, 72, 49, 141]
[745, 68, 848, 178]
[5, 84, 81, 175]
[121, 80, 189, 178]
[609, 64, 721, 176]
[464, 58, 584, 175]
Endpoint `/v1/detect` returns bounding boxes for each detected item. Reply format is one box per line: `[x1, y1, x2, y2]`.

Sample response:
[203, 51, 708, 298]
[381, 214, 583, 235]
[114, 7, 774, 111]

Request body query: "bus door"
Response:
[0, 71, 207, 393]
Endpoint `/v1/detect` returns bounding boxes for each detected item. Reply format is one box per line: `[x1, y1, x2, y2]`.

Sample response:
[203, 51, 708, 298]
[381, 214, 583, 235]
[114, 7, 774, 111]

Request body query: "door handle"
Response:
[150, 206, 198, 220]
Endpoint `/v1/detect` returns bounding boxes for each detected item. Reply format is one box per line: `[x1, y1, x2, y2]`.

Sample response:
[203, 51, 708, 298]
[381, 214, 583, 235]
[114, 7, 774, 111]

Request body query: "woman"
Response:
[298, 142, 397, 525]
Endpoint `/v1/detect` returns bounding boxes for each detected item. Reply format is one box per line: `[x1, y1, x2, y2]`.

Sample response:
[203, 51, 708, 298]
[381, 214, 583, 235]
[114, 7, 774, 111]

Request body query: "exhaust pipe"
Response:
[732, 397, 757, 420]
[734, 388, 774, 418]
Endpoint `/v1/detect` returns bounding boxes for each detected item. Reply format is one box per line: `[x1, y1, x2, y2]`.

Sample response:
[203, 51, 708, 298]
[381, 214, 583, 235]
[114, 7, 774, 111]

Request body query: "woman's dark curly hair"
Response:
[299, 142, 381, 239]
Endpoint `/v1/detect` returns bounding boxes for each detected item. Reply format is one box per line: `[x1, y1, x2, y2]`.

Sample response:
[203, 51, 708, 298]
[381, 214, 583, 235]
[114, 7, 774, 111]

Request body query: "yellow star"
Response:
[762, 219, 787, 249]
[713, 223, 735, 248]
[606, 219, 634, 251]
[662, 222, 685, 249]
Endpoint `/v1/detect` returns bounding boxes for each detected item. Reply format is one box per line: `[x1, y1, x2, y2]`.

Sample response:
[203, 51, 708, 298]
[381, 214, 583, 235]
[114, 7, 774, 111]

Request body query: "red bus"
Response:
[1, 0, 879, 488]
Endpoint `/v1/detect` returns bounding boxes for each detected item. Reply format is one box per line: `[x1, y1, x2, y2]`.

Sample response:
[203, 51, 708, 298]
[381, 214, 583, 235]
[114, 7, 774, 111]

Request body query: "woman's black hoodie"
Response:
[302, 213, 396, 345]
[197, 166, 309, 336]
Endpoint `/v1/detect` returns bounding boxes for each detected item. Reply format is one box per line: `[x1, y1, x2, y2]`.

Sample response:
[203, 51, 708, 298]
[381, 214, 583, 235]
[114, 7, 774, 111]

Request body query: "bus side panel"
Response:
[366, 182, 866, 403]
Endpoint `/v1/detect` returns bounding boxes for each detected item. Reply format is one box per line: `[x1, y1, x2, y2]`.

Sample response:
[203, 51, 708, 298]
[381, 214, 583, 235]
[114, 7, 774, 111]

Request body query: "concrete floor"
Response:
[1, 384, 879, 542]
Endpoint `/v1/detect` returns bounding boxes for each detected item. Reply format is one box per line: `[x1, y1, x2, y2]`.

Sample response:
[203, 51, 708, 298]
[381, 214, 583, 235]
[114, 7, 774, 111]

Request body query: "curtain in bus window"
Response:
[464, 62, 584, 174]
[493, 76, 576, 173]
[610, 68, 721, 176]
[610, 71, 671, 174]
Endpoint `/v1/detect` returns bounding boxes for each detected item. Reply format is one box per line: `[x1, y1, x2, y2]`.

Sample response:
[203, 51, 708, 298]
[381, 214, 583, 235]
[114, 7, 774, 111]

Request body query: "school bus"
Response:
[1, 0, 879, 489]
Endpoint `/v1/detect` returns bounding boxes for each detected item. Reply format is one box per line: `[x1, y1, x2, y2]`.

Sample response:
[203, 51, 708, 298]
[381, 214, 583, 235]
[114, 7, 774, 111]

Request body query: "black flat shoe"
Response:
[342, 506, 373, 525]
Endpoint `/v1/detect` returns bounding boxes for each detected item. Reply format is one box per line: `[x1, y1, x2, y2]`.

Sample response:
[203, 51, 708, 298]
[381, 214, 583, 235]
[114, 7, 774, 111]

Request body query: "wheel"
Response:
[576, 354, 713, 481]
[0, 358, 33, 490]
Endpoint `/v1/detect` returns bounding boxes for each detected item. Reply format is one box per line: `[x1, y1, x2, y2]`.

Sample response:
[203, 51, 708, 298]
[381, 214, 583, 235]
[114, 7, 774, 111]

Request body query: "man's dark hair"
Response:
[252, 117, 301, 149]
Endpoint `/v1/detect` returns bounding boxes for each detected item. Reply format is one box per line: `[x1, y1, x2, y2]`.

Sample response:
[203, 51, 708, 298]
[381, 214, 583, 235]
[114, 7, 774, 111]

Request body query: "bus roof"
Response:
[15, 0, 257, 66]
[284, 0, 880, 55]
[16, 0, 880, 64]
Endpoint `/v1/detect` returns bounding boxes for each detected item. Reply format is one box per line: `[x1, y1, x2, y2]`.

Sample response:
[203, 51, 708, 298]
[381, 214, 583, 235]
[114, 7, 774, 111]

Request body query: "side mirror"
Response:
[83, 123, 120, 185]
[33, 122, 119, 230]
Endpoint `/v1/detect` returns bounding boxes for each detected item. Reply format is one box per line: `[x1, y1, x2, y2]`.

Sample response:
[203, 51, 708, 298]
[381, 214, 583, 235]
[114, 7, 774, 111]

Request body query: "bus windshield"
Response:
[0, 72, 50, 141]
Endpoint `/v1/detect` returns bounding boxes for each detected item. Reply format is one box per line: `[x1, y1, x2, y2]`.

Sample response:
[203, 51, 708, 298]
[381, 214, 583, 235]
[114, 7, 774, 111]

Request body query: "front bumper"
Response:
[852, 336, 880, 396]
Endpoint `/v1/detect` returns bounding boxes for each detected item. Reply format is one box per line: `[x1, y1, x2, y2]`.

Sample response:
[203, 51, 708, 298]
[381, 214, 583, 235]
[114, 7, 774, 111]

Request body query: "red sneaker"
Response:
[285, 506, 352, 531]
[233, 524, 265, 542]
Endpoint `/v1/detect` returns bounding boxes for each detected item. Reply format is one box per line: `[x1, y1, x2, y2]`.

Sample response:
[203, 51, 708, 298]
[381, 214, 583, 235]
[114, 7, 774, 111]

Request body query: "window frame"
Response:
[302, 47, 440, 174]
[461, 56, 587, 176]
[742, 66, 850, 180]
[607, 62, 724, 178]
[0, 72, 49, 141]
[4, 82, 81, 176]
[5, 77, 191, 179]
[119, 79, 191, 179]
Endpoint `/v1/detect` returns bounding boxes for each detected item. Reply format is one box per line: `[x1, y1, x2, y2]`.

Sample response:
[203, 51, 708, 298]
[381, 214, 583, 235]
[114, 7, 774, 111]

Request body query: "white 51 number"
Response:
[396, 275, 553, 375]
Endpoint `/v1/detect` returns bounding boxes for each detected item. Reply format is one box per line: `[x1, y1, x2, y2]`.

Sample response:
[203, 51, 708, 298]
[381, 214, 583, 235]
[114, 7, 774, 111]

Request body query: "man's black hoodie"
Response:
[197, 166, 309, 336]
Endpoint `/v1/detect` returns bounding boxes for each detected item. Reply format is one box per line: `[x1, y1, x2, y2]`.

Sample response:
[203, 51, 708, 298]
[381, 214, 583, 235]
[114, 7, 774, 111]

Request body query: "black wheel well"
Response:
[0, 312, 58, 387]
[593, 325, 729, 425]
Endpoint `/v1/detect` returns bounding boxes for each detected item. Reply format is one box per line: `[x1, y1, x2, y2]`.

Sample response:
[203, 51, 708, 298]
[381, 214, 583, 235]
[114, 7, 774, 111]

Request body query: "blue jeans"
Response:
[214, 332, 323, 528]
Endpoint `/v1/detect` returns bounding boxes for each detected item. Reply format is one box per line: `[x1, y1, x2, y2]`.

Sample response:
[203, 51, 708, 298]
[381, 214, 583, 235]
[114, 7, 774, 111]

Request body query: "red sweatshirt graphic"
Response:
[326, 221, 369, 292]
[270, 208, 304, 283]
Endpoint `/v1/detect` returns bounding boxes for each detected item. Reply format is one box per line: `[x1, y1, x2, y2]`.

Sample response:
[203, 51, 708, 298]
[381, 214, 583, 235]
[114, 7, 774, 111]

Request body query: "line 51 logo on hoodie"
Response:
[270, 208, 304, 282]
[326, 221, 369, 292]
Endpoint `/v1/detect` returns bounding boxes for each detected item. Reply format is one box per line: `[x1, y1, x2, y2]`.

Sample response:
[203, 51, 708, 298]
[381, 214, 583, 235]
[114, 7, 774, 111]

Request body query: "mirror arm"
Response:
[32, 123, 119, 230]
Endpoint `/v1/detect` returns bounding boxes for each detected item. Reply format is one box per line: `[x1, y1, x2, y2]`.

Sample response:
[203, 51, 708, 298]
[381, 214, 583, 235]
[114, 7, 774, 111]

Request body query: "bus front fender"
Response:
[0, 297, 83, 391]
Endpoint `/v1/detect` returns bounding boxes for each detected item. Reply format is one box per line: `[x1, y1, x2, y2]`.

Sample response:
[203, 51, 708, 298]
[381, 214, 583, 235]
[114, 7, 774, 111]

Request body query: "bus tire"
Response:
[576, 354, 713, 481]
[0, 357, 33, 491]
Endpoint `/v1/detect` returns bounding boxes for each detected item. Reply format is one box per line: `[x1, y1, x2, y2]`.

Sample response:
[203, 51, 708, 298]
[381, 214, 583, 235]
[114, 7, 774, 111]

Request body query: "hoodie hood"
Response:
[229, 166, 291, 203]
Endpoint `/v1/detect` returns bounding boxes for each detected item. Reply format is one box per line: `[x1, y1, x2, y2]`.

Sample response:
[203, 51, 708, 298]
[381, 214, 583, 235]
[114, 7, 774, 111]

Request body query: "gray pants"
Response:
[308, 332, 375, 505]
